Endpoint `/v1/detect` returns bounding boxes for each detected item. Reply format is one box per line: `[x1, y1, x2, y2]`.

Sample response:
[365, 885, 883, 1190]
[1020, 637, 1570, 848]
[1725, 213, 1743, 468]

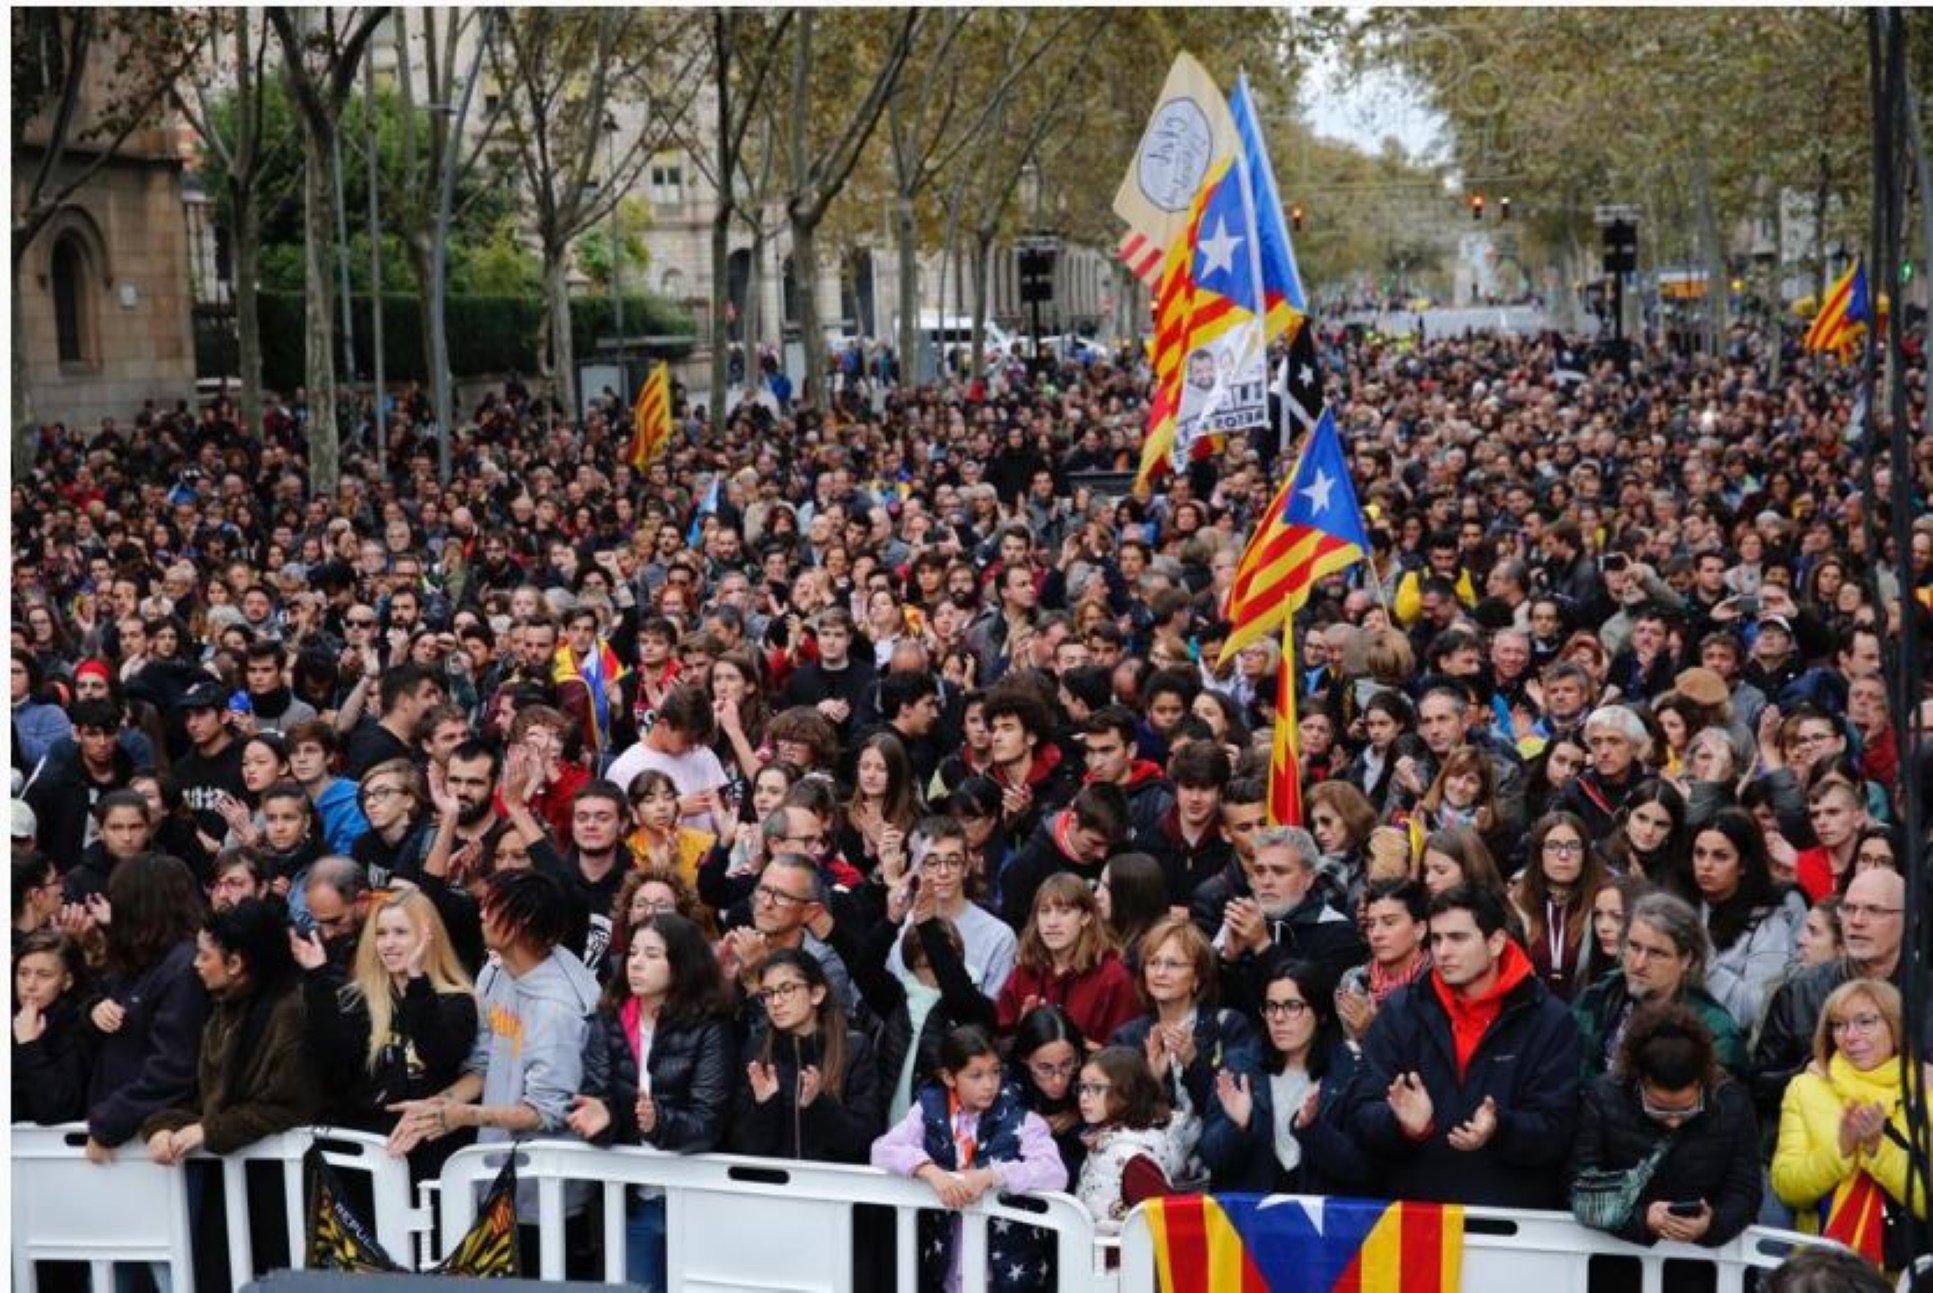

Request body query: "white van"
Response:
[903, 313, 1016, 377]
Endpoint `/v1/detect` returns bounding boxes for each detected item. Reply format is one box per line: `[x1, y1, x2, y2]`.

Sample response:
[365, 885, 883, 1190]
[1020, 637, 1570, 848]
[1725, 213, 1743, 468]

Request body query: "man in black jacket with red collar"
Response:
[1348, 884, 1580, 1209]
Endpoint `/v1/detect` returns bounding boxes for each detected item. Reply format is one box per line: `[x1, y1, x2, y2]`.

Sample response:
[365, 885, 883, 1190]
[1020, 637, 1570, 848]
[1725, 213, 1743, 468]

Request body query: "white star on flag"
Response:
[1297, 361, 1317, 388]
[1196, 217, 1242, 278]
[1300, 467, 1335, 514]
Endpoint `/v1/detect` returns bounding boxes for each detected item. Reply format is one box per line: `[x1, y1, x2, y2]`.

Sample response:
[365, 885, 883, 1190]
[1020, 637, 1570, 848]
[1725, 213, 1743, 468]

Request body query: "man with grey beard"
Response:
[1214, 825, 1367, 1012]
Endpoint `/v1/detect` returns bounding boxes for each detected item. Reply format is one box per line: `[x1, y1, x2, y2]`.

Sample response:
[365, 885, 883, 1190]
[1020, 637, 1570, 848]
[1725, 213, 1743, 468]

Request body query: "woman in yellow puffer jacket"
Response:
[1771, 979, 1927, 1272]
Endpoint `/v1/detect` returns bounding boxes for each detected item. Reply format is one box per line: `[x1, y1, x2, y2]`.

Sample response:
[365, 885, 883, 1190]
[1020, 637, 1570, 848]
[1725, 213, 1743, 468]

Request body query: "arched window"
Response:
[52, 233, 90, 365]
[660, 267, 684, 298]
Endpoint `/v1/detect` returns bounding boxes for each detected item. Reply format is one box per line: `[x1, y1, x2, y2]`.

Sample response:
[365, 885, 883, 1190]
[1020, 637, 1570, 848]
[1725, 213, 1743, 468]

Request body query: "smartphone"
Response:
[1666, 1201, 1703, 1218]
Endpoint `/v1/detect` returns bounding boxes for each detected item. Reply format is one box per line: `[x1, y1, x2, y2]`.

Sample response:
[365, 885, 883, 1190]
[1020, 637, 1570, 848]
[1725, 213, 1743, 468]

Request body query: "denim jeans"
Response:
[625, 1194, 667, 1291]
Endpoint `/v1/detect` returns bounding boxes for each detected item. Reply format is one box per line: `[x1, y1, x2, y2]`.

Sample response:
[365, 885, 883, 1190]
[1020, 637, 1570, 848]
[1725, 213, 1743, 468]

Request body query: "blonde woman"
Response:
[1772, 978, 1927, 1272]
[302, 888, 478, 1179]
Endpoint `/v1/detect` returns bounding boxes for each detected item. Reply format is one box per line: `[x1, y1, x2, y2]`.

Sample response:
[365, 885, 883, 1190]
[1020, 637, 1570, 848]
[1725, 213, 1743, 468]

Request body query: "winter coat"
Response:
[1569, 1074, 1761, 1247]
[13, 699, 73, 770]
[579, 1007, 736, 1152]
[141, 983, 320, 1154]
[1701, 888, 1804, 1033]
[23, 741, 137, 872]
[1269, 1041, 1379, 1196]
[997, 806, 1103, 931]
[85, 941, 210, 1148]
[1188, 861, 1251, 939]
[1077, 1120, 1189, 1233]
[1133, 808, 1235, 907]
[728, 1025, 883, 1163]
[312, 778, 370, 855]
[1348, 944, 1581, 1209]
[1111, 1008, 1274, 1192]
[1572, 972, 1750, 1081]
[13, 997, 97, 1124]
[1216, 894, 1370, 1016]
[1773, 1053, 1927, 1238]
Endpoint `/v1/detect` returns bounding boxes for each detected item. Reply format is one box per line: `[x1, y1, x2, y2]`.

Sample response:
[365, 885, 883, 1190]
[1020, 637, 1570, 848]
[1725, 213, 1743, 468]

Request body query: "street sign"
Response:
[1593, 204, 1641, 226]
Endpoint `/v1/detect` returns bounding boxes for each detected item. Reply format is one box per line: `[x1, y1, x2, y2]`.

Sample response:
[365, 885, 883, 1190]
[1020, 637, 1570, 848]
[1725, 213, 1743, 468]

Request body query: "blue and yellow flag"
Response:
[1803, 259, 1870, 357]
[1230, 73, 1305, 336]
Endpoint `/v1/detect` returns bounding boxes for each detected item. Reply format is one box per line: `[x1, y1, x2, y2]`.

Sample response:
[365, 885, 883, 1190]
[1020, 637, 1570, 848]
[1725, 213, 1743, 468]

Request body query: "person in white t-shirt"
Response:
[605, 684, 731, 835]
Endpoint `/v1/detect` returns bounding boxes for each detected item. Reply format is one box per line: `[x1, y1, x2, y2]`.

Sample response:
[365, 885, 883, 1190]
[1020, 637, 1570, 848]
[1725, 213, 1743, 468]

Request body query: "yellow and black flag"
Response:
[431, 1154, 522, 1278]
[304, 1145, 406, 1273]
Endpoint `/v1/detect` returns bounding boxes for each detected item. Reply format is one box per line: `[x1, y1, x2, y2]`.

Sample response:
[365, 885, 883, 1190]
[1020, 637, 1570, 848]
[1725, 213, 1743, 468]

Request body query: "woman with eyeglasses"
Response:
[303, 890, 478, 1181]
[1568, 1001, 1761, 1282]
[1111, 915, 1273, 1192]
[1256, 959, 1371, 1195]
[568, 912, 735, 1289]
[1514, 812, 1606, 1002]
[728, 948, 882, 1163]
[1004, 1004, 1089, 1178]
[350, 759, 431, 888]
[1773, 980, 1926, 1272]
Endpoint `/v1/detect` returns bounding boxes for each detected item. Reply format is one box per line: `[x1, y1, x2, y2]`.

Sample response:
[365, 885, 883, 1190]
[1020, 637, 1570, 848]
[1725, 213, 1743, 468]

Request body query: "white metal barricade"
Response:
[435, 1141, 1107, 1292]
[10, 1124, 418, 1293]
[1117, 1196, 1827, 1293]
[12, 1123, 195, 1293]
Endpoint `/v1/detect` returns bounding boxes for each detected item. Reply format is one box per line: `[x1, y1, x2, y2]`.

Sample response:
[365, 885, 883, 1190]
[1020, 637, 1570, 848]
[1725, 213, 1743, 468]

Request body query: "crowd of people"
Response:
[9, 312, 1933, 1290]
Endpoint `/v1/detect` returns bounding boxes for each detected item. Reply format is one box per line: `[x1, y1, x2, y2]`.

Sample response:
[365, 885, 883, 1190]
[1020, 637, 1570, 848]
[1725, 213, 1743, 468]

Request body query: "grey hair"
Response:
[1585, 704, 1654, 762]
[1626, 891, 1710, 989]
[1252, 825, 1319, 869]
[306, 855, 368, 903]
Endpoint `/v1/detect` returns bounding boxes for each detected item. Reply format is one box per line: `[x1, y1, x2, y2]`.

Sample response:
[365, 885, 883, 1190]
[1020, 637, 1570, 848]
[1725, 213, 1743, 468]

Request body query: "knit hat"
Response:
[73, 659, 112, 686]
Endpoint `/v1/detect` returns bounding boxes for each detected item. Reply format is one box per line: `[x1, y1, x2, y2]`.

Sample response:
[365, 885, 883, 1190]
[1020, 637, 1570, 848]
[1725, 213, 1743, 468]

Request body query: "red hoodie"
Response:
[1087, 757, 1165, 790]
[1431, 938, 1535, 1080]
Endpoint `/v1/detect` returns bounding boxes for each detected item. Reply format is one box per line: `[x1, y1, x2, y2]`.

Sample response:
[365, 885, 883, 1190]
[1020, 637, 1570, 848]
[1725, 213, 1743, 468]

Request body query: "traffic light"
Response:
[1500, 196, 1512, 221]
[1470, 194, 1485, 221]
[1905, 259, 1916, 283]
[1290, 204, 1305, 233]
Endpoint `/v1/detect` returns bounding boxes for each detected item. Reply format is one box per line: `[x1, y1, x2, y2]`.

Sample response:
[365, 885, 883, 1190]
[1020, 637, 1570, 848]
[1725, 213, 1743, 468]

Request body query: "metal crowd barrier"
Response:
[1116, 1195, 1828, 1293]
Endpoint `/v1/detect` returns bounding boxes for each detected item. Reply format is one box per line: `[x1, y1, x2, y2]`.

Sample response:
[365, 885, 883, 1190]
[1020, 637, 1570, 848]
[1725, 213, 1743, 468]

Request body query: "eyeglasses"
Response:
[1261, 999, 1312, 1020]
[1623, 940, 1684, 963]
[359, 785, 406, 801]
[1830, 1013, 1887, 1036]
[1840, 903, 1903, 921]
[1854, 851, 1896, 868]
[1075, 1081, 1113, 1098]
[1786, 732, 1836, 748]
[781, 834, 829, 849]
[1543, 839, 1586, 856]
[348, 618, 377, 628]
[924, 854, 967, 874]
[1640, 1090, 1704, 1123]
[1144, 957, 1193, 973]
[755, 980, 809, 1006]
[754, 884, 811, 908]
[1026, 1060, 1077, 1082]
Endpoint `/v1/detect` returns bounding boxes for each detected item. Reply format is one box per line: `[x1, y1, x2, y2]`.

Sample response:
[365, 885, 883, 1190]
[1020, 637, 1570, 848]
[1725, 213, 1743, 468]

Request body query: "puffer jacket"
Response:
[1568, 1075, 1761, 1247]
[1772, 1053, 1928, 1236]
[1572, 972, 1750, 1081]
[579, 1007, 736, 1152]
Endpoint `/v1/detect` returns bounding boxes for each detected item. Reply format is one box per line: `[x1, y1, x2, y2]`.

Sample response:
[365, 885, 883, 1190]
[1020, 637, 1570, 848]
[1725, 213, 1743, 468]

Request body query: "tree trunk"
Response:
[747, 226, 767, 351]
[233, 184, 265, 437]
[710, 204, 732, 418]
[546, 249, 578, 420]
[896, 193, 919, 385]
[1691, 153, 1728, 351]
[970, 226, 994, 378]
[1813, 152, 1831, 305]
[792, 213, 823, 406]
[12, 257, 34, 475]
[303, 137, 340, 494]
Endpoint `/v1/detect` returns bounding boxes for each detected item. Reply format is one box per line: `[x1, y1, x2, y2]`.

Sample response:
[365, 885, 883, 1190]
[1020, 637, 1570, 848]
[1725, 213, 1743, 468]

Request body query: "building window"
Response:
[661, 268, 685, 298]
[52, 233, 90, 365]
[650, 163, 683, 205]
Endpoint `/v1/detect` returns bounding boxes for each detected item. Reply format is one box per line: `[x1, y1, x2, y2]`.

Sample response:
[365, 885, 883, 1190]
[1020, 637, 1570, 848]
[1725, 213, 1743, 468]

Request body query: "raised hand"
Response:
[1214, 1070, 1254, 1129]
[1387, 1072, 1434, 1139]
[746, 1061, 780, 1104]
[1447, 1095, 1498, 1151]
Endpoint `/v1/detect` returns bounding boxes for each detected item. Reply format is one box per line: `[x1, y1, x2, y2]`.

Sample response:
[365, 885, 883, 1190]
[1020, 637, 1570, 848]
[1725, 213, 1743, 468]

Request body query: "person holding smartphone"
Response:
[1567, 1001, 1760, 1271]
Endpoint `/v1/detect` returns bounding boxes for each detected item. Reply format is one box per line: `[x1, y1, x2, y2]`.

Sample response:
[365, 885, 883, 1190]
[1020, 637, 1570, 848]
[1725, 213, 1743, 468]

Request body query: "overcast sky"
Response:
[1299, 43, 1447, 165]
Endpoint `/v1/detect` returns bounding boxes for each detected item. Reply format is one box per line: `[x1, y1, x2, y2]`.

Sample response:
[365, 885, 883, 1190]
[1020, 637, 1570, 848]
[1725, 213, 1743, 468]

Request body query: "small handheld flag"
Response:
[629, 361, 673, 469]
[1802, 259, 1870, 357]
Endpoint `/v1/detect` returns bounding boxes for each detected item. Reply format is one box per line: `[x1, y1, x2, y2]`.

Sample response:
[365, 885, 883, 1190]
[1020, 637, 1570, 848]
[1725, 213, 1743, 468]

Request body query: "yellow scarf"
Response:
[1826, 1050, 1903, 1112]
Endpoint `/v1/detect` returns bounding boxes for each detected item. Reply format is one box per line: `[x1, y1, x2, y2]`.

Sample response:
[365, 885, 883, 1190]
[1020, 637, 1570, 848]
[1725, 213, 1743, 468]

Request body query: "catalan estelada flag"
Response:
[1135, 161, 1225, 491]
[1270, 615, 1304, 826]
[1803, 258, 1870, 357]
[628, 361, 672, 469]
[1229, 73, 1305, 339]
[1819, 1169, 1888, 1266]
[1218, 408, 1369, 665]
[1146, 1195, 1465, 1293]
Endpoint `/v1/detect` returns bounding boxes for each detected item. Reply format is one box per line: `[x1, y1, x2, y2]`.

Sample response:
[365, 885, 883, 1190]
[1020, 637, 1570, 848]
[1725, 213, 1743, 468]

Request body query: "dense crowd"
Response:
[9, 314, 1933, 1290]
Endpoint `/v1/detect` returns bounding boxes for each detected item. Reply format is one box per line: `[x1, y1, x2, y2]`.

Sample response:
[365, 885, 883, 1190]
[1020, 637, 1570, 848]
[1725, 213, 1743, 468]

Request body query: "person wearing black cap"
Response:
[173, 680, 248, 844]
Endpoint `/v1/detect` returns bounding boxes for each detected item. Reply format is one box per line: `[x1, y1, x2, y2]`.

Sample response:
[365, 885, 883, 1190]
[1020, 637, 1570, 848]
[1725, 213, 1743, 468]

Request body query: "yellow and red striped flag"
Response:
[1145, 1195, 1464, 1293]
[628, 362, 672, 470]
[1135, 162, 1223, 491]
[1802, 258, 1870, 357]
[1270, 613, 1304, 826]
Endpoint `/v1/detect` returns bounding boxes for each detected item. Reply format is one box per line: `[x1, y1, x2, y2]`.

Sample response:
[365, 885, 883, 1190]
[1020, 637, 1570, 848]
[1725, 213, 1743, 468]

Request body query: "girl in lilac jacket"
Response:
[872, 1024, 1067, 1293]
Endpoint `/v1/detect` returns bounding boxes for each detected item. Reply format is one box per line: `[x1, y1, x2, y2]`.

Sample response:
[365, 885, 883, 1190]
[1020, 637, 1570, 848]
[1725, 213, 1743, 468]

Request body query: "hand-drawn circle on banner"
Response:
[1137, 96, 1215, 213]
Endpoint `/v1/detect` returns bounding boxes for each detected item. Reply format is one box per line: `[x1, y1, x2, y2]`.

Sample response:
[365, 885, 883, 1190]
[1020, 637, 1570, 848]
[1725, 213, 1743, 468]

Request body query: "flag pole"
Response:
[1271, 609, 1303, 826]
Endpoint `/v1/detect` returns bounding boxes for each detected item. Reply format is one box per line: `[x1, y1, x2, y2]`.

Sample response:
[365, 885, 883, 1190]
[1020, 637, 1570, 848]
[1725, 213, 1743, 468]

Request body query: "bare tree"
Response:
[171, 8, 278, 442]
[783, 8, 922, 406]
[487, 9, 706, 421]
[268, 5, 390, 494]
[11, 10, 211, 469]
